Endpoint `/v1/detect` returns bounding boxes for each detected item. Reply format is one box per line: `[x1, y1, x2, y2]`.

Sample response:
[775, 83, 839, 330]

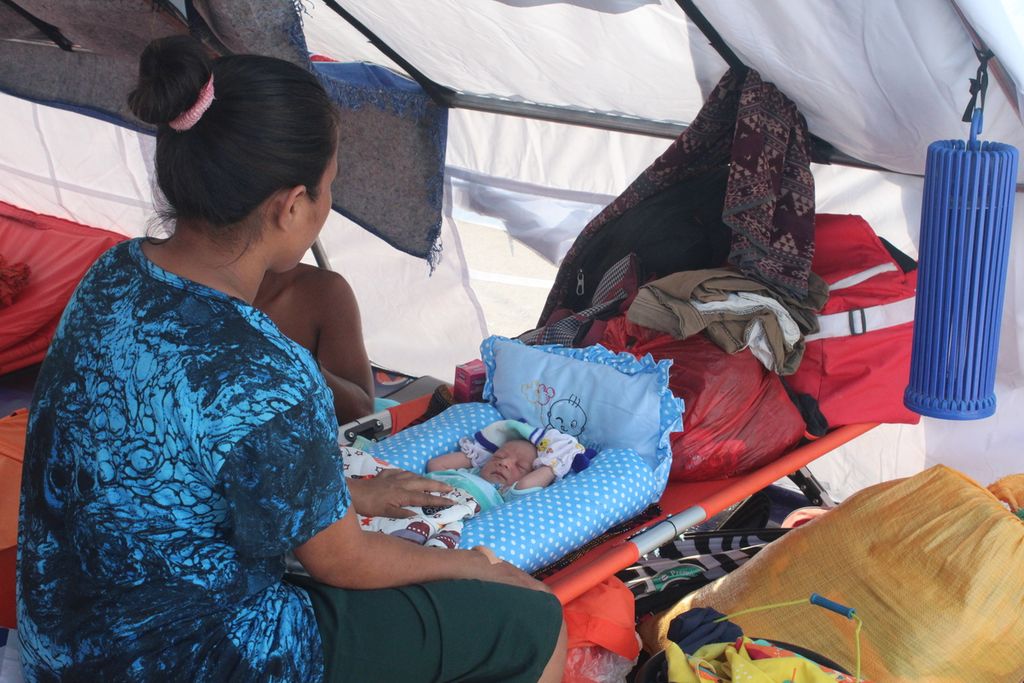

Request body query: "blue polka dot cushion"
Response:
[369, 337, 683, 572]
[370, 402, 503, 472]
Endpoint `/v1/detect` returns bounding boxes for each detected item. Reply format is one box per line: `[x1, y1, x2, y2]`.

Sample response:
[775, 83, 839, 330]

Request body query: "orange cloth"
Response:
[0, 408, 28, 629]
[563, 576, 639, 661]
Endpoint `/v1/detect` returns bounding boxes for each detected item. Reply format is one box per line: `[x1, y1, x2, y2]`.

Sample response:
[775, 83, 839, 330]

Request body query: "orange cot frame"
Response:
[544, 422, 878, 604]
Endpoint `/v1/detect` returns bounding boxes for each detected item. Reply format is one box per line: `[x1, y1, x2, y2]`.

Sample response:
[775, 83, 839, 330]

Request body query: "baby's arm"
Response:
[513, 464, 556, 491]
[427, 451, 473, 472]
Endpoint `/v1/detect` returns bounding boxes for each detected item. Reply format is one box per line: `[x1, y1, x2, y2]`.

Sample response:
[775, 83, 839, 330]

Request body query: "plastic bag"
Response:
[601, 317, 805, 481]
[563, 644, 638, 683]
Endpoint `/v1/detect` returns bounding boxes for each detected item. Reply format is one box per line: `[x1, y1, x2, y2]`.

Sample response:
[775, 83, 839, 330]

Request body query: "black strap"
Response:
[780, 376, 829, 438]
[962, 47, 993, 123]
[878, 236, 918, 274]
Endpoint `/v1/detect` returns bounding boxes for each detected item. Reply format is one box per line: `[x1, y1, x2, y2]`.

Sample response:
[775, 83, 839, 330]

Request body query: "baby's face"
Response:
[479, 440, 538, 486]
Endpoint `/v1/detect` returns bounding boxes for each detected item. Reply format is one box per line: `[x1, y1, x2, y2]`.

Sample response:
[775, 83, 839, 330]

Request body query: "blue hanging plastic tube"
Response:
[904, 110, 1018, 419]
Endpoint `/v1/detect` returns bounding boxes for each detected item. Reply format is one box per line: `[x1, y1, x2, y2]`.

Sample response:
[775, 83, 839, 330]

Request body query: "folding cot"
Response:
[339, 395, 877, 604]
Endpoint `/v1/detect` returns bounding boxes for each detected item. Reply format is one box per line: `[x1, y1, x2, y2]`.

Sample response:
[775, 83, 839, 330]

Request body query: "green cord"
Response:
[713, 597, 865, 681]
[853, 614, 863, 681]
[714, 597, 810, 622]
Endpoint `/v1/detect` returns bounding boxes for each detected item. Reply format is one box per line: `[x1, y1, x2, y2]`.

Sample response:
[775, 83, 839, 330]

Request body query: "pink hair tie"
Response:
[168, 74, 215, 132]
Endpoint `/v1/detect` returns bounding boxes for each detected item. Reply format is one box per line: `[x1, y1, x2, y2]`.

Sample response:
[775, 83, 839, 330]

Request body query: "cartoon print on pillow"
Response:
[546, 394, 588, 437]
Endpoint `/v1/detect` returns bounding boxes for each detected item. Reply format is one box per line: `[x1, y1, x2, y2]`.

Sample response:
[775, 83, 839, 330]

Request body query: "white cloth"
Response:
[690, 291, 802, 373]
[528, 427, 587, 479]
[340, 446, 484, 549]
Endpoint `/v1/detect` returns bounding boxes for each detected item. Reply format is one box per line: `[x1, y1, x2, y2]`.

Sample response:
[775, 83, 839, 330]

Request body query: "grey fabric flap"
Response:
[0, 0, 446, 263]
[0, 1, 187, 123]
[316, 62, 446, 266]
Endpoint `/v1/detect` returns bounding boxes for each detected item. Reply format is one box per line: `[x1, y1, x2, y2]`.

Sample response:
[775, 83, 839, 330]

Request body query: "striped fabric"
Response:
[619, 528, 789, 616]
[518, 253, 638, 346]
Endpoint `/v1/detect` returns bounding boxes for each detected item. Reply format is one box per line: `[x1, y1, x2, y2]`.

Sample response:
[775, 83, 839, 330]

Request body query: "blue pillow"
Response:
[480, 336, 683, 477]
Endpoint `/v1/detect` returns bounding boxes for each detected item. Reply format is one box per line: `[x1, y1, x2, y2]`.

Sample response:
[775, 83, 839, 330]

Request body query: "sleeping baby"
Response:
[341, 419, 592, 549]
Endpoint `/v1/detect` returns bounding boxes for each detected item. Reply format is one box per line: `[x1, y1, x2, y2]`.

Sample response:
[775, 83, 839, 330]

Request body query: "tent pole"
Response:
[320, 0, 905, 176]
[311, 239, 332, 271]
[444, 94, 687, 139]
[320, 0, 455, 107]
[674, 0, 747, 74]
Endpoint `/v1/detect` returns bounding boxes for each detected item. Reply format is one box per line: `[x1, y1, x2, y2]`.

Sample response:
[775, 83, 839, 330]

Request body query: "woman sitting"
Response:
[17, 35, 565, 683]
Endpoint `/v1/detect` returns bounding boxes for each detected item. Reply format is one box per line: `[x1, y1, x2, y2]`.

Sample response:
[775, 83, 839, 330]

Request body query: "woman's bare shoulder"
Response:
[288, 265, 359, 323]
[292, 264, 355, 296]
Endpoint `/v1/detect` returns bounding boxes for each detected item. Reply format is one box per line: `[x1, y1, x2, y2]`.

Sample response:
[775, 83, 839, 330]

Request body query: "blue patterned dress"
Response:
[17, 239, 349, 681]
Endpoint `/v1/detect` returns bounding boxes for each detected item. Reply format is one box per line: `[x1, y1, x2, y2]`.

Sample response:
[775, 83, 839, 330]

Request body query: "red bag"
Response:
[601, 317, 805, 481]
[787, 214, 920, 426]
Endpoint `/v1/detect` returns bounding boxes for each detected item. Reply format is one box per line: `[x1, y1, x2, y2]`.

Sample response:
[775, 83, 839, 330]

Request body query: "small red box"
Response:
[453, 358, 487, 403]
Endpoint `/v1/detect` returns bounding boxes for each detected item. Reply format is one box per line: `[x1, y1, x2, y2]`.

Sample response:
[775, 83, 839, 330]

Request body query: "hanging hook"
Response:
[962, 48, 993, 146]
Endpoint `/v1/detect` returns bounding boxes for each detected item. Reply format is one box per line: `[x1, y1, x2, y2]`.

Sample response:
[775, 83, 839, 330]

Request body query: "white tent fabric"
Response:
[1, 0, 1022, 504]
[304, 1, 718, 121]
[0, 92, 488, 381]
[696, 0, 1024, 178]
[309, 0, 1024, 179]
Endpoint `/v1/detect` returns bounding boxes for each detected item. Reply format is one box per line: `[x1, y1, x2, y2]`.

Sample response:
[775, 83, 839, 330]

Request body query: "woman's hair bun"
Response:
[128, 35, 213, 125]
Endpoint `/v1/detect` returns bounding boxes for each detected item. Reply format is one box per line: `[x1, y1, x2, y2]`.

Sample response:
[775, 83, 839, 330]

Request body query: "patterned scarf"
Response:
[539, 68, 816, 324]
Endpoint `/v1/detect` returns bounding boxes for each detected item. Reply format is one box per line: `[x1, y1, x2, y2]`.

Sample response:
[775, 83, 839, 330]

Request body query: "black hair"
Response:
[128, 36, 339, 237]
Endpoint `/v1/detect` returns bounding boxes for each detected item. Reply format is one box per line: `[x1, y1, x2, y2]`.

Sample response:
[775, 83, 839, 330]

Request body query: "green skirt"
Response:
[286, 574, 562, 683]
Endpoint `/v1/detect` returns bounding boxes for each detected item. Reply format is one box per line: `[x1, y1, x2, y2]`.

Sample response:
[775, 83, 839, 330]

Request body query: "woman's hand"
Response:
[465, 548, 552, 594]
[347, 469, 455, 518]
[471, 545, 500, 564]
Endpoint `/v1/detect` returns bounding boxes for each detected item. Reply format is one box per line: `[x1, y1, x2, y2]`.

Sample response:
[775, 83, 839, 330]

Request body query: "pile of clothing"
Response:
[647, 607, 862, 683]
[522, 68, 919, 482]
